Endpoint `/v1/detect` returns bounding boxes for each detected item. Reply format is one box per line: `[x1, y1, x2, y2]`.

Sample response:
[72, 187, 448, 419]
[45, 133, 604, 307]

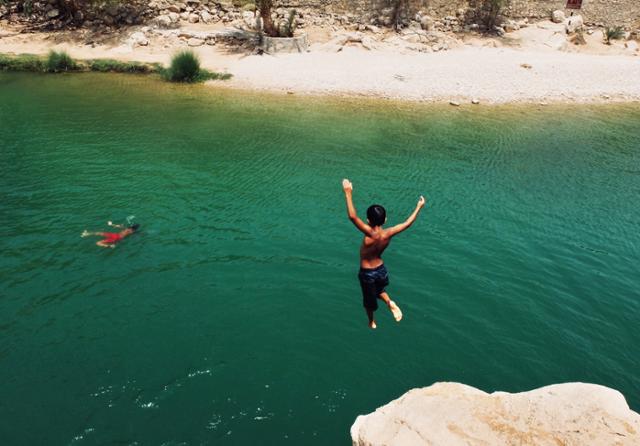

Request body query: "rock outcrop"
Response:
[351, 382, 640, 446]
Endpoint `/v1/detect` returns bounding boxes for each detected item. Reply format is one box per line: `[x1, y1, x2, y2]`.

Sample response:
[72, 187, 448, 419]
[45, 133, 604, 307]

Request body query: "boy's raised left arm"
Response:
[387, 196, 426, 237]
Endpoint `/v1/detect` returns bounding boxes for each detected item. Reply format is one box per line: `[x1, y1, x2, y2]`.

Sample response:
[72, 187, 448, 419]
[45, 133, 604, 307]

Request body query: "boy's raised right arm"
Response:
[342, 179, 375, 237]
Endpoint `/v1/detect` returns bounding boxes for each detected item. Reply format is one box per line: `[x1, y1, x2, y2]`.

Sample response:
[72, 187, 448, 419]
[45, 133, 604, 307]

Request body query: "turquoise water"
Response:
[1, 73, 639, 445]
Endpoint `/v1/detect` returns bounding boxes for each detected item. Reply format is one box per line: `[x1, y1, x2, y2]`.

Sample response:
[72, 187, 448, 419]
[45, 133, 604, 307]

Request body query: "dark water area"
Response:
[1, 73, 639, 445]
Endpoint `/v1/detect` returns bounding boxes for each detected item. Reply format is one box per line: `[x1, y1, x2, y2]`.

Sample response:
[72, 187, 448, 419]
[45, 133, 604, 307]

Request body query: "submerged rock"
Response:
[351, 382, 640, 446]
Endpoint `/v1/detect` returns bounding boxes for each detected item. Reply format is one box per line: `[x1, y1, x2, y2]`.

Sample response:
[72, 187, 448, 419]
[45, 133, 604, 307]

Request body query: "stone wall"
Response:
[507, 0, 640, 27]
[278, 0, 640, 27]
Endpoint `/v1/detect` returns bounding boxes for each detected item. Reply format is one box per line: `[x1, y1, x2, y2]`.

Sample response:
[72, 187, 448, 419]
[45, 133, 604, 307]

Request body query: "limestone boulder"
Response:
[351, 382, 640, 446]
[625, 40, 639, 51]
[552, 10, 565, 23]
[565, 14, 584, 33]
[200, 10, 213, 23]
[420, 15, 434, 31]
[128, 31, 149, 46]
[155, 14, 173, 28]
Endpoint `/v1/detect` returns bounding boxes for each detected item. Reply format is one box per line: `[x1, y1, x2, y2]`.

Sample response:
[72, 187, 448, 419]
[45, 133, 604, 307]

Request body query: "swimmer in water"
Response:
[342, 179, 426, 329]
[81, 221, 140, 248]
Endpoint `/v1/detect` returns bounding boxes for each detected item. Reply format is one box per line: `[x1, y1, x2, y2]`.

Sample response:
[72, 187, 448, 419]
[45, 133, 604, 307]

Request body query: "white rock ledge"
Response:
[351, 382, 640, 446]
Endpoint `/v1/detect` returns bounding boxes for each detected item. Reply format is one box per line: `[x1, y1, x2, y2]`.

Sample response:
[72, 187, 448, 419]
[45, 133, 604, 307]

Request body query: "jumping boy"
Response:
[342, 179, 425, 329]
[81, 221, 140, 248]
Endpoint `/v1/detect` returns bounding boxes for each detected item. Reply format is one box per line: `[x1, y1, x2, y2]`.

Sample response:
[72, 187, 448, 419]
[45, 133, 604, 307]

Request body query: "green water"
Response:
[1, 73, 639, 445]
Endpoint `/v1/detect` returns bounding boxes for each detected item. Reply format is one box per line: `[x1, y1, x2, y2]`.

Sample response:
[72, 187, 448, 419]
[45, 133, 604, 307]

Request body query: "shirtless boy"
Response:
[342, 179, 425, 329]
[82, 221, 140, 248]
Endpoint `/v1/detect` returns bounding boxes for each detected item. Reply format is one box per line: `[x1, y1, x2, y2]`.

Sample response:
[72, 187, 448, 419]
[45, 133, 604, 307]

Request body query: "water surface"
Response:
[1, 73, 639, 445]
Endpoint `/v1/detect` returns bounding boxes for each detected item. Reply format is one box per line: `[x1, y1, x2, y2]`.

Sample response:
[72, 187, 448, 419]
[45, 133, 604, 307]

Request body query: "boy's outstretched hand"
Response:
[342, 179, 353, 193]
[418, 195, 426, 208]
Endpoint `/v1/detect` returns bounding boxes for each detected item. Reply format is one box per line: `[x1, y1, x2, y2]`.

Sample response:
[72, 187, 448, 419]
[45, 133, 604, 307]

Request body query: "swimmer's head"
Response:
[366, 205, 386, 227]
[130, 223, 140, 232]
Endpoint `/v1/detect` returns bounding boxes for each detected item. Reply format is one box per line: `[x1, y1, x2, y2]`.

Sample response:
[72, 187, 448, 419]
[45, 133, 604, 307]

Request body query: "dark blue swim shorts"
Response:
[358, 264, 389, 311]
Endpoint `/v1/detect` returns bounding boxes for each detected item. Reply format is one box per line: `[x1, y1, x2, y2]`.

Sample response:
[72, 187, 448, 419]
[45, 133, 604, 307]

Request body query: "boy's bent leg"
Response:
[380, 292, 402, 322]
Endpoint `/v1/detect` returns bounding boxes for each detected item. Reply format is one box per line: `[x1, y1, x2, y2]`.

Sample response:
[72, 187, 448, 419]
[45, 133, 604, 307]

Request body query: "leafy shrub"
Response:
[604, 26, 625, 44]
[0, 53, 45, 72]
[46, 50, 77, 72]
[279, 9, 297, 37]
[90, 59, 152, 73]
[199, 70, 232, 81]
[164, 51, 201, 82]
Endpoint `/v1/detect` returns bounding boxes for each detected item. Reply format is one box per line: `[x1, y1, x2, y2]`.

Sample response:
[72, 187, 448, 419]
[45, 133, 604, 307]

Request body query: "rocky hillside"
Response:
[351, 382, 640, 446]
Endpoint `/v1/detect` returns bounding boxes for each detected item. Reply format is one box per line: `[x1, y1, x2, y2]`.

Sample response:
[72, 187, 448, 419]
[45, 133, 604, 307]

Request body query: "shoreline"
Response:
[1, 21, 640, 104]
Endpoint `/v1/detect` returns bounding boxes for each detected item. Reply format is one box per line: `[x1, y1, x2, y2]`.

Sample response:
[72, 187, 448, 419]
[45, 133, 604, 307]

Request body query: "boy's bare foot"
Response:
[389, 301, 402, 322]
[369, 320, 377, 329]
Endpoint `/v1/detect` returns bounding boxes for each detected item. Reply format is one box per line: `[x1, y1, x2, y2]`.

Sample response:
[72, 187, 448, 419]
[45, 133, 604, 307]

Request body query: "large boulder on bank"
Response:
[552, 10, 565, 23]
[155, 14, 174, 28]
[565, 14, 584, 33]
[351, 382, 640, 446]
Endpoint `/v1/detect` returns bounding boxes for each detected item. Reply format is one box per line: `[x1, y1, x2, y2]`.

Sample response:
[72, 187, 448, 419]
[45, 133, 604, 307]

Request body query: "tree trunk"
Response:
[56, 0, 81, 20]
[258, 0, 278, 37]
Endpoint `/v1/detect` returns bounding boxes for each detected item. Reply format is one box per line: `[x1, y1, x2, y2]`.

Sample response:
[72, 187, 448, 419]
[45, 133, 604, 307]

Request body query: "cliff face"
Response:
[351, 382, 640, 446]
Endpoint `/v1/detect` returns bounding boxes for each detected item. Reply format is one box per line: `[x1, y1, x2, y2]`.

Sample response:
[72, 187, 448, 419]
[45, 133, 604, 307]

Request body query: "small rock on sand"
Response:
[471, 99, 480, 104]
[449, 100, 460, 106]
[129, 32, 149, 47]
[188, 38, 204, 46]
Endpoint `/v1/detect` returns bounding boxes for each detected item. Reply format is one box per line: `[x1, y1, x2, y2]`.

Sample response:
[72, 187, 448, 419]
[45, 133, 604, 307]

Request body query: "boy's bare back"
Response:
[342, 179, 425, 268]
[360, 229, 391, 269]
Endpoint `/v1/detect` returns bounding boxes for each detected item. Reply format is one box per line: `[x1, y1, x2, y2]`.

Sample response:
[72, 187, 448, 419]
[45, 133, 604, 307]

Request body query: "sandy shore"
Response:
[1, 21, 639, 104]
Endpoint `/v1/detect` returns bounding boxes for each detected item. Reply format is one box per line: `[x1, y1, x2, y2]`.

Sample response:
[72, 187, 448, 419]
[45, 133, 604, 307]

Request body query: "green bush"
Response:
[89, 59, 153, 73]
[0, 53, 45, 72]
[604, 26, 625, 44]
[199, 70, 232, 81]
[279, 9, 297, 37]
[165, 50, 202, 82]
[46, 50, 77, 72]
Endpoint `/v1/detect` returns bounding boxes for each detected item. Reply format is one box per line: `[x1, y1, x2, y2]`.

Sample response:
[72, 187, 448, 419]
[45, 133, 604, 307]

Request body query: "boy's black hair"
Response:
[367, 205, 386, 227]
[130, 223, 140, 231]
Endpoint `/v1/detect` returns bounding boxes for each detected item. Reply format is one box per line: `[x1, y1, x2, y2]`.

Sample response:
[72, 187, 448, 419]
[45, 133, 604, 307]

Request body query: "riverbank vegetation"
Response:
[0, 50, 231, 82]
[160, 50, 229, 82]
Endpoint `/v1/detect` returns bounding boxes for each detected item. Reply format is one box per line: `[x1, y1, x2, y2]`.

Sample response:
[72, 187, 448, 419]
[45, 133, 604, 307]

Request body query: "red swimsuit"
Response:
[101, 232, 123, 244]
